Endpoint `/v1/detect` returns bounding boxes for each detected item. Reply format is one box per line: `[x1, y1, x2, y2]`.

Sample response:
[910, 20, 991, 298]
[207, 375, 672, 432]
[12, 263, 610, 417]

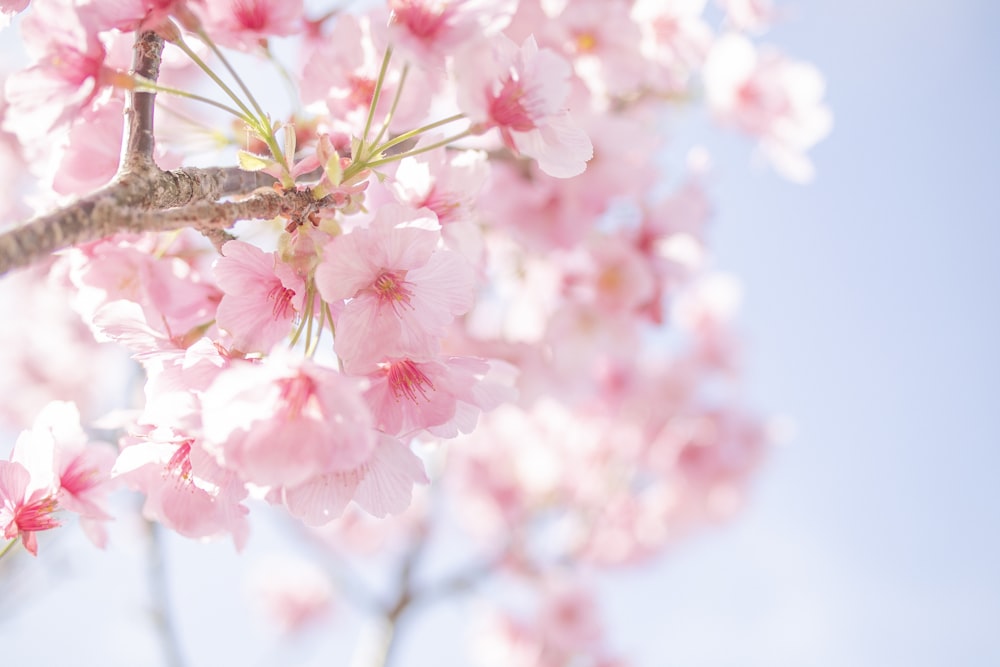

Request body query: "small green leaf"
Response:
[237, 150, 273, 172]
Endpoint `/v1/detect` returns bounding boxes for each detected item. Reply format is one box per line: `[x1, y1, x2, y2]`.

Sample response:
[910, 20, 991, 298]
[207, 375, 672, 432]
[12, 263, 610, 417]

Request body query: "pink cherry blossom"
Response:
[48, 95, 124, 197]
[278, 433, 428, 524]
[523, 0, 647, 99]
[65, 232, 222, 340]
[2, 0, 114, 143]
[315, 204, 476, 372]
[0, 0, 29, 29]
[363, 355, 515, 438]
[246, 555, 334, 634]
[0, 460, 59, 556]
[703, 33, 832, 181]
[389, 141, 490, 226]
[632, 0, 713, 91]
[454, 34, 593, 178]
[0, 266, 125, 430]
[201, 353, 376, 487]
[214, 240, 306, 354]
[299, 12, 431, 136]
[114, 427, 250, 549]
[720, 0, 775, 33]
[383, 0, 515, 68]
[196, 0, 303, 50]
[11, 401, 116, 548]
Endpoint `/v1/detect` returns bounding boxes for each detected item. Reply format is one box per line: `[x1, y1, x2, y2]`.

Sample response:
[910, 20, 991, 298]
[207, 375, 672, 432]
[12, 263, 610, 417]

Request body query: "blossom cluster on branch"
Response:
[0, 0, 829, 664]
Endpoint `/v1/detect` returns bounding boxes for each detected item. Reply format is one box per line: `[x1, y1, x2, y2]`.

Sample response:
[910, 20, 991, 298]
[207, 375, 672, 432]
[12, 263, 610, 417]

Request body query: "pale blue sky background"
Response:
[3, 1, 999, 665]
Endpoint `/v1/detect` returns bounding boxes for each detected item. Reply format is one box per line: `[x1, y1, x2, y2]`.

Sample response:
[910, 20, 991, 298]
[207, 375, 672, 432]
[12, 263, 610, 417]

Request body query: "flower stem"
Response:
[366, 129, 474, 170]
[196, 27, 270, 123]
[370, 113, 467, 157]
[358, 46, 394, 158]
[131, 76, 253, 123]
[145, 519, 187, 667]
[366, 63, 409, 159]
[170, 34, 258, 123]
[0, 538, 18, 561]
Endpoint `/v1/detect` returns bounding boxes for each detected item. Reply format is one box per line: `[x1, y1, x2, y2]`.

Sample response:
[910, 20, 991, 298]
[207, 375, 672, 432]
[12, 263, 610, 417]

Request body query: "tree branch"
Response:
[0, 30, 286, 276]
[121, 30, 164, 172]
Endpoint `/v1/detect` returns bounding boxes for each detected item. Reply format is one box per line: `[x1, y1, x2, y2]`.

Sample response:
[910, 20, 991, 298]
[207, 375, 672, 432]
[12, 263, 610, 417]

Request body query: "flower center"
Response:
[488, 77, 537, 131]
[372, 270, 415, 314]
[390, 0, 453, 40]
[268, 283, 296, 320]
[278, 373, 318, 420]
[166, 440, 194, 482]
[9, 496, 60, 536]
[387, 359, 435, 403]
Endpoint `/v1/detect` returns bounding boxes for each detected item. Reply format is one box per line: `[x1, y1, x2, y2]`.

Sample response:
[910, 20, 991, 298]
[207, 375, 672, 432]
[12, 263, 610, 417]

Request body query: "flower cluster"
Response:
[0, 0, 827, 663]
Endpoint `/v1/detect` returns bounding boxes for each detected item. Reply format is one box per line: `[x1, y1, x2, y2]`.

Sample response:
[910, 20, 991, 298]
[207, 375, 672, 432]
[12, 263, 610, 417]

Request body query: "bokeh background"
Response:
[2, 0, 999, 665]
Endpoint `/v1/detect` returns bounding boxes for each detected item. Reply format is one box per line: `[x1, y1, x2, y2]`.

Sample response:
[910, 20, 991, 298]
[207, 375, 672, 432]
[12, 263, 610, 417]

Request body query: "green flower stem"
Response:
[358, 45, 394, 159]
[365, 128, 475, 170]
[366, 63, 409, 160]
[196, 27, 270, 122]
[0, 538, 17, 561]
[131, 76, 252, 123]
[304, 292, 316, 353]
[289, 281, 315, 349]
[170, 35, 258, 123]
[262, 42, 302, 112]
[371, 113, 467, 157]
[188, 29, 288, 172]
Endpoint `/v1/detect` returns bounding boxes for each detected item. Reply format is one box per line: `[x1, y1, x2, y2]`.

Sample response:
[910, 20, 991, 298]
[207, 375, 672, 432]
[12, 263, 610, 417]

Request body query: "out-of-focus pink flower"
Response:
[2, 0, 113, 142]
[0, 0, 29, 30]
[719, 0, 775, 33]
[389, 141, 489, 226]
[383, 0, 515, 68]
[300, 13, 431, 136]
[245, 555, 334, 633]
[65, 232, 222, 339]
[196, 0, 303, 50]
[315, 204, 476, 372]
[201, 354, 376, 488]
[84, 0, 189, 32]
[703, 33, 832, 181]
[632, 0, 713, 91]
[48, 95, 123, 196]
[454, 34, 593, 178]
[214, 240, 306, 354]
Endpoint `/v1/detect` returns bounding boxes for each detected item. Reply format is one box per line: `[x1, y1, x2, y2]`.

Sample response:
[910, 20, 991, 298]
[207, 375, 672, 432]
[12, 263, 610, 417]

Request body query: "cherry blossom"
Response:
[114, 427, 250, 548]
[0, 460, 58, 556]
[200, 353, 376, 487]
[0, 1, 828, 661]
[214, 239, 306, 354]
[11, 401, 116, 548]
[277, 433, 428, 524]
[196, 0, 303, 50]
[703, 33, 833, 181]
[315, 204, 476, 372]
[454, 33, 593, 178]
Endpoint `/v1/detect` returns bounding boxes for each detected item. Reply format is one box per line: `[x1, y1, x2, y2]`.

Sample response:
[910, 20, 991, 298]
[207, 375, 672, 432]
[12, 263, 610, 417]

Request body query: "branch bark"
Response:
[0, 30, 297, 277]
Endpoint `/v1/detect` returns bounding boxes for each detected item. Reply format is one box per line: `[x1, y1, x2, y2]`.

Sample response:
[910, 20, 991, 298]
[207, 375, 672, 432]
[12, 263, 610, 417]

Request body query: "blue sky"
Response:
[3, 1, 999, 665]
[612, 1, 1000, 664]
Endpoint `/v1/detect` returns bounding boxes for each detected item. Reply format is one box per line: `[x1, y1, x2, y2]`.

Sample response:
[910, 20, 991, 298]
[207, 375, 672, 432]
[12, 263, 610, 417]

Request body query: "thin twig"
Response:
[145, 519, 187, 667]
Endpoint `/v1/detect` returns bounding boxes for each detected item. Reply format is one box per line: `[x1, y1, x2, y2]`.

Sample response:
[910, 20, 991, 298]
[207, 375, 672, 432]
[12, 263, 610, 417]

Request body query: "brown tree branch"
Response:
[121, 30, 164, 172]
[0, 184, 326, 273]
[0, 30, 295, 277]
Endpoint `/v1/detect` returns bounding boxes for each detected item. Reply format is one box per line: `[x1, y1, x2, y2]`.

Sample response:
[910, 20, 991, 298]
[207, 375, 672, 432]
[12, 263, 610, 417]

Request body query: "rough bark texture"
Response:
[0, 30, 313, 277]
